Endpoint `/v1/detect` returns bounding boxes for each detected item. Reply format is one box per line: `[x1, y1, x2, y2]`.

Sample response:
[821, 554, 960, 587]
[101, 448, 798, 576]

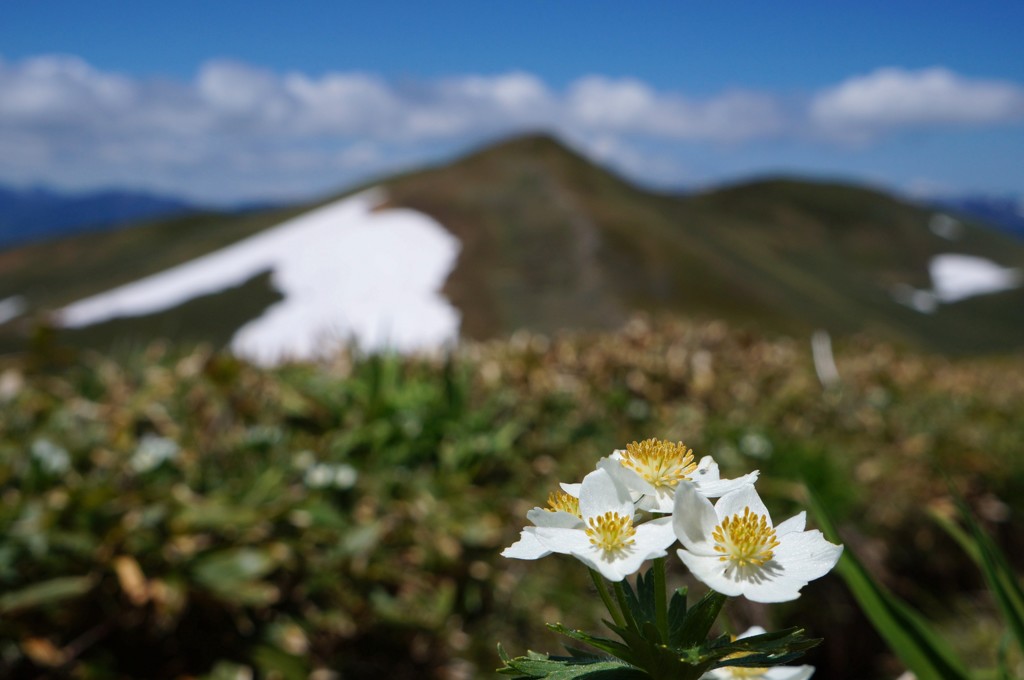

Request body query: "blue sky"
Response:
[2, 1, 1023, 203]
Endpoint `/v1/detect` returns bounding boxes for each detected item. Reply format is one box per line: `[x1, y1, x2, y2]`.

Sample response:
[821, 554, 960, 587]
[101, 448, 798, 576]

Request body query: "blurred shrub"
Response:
[0, 316, 1022, 678]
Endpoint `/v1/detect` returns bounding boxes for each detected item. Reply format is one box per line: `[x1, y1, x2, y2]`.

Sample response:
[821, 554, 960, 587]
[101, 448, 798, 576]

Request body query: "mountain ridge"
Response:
[2, 133, 1024, 357]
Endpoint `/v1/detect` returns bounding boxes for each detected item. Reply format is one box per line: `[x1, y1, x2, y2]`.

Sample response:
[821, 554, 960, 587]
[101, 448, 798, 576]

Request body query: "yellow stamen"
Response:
[620, 438, 698, 490]
[712, 507, 780, 568]
[585, 512, 636, 555]
[545, 490, 581, 518]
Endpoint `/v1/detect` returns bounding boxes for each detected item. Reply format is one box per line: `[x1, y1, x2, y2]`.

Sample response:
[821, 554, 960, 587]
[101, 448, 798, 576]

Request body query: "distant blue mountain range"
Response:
[930, 195, 1024, 240]
[2, 181, 1022, 254]
[0, 185, 200, 250]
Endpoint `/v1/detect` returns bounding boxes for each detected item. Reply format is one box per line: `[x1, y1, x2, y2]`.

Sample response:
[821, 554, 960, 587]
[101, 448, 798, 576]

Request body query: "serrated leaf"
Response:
[702, 629, 821, 670]
[673, 589, 726, 647]
[620, 567, 658, 631]
[666, 587, 688, 642]
[497, 650, 643, 679]
[547, 623, 636, 665]
[602, 620, 703, 678]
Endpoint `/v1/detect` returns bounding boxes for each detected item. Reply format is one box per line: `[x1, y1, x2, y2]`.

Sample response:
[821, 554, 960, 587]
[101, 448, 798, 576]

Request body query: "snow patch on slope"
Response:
[58, 189, 462, 364]
[930, 254, 1022, 302]
[892, 253, 1022, 313]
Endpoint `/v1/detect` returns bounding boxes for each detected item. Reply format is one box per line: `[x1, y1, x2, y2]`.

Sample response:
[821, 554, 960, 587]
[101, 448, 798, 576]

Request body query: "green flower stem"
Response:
[589, 569, 625, 629]
[613, 581, 637, 631]
[653, 556, 668, 641]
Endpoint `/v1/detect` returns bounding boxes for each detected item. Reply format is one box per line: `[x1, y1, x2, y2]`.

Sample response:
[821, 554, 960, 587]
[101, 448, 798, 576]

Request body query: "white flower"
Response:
[505, 467, 676, 581]
[673, 482, 842, 603]
[599, 439, 759, 513]
[702, 626, 815, 680]
[502, 484, 586, 560]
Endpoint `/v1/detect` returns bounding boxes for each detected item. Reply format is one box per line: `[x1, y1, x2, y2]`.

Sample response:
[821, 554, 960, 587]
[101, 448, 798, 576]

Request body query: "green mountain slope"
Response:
[384, 134, 1024, 353]
[2, 133, 1023, 356]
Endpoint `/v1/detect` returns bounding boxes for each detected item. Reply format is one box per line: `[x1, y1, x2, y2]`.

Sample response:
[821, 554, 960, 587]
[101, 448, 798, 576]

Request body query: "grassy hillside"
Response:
[2, 317, 1022, 678]
[384, 134, 795, 339]
[385, 134, 1024, 354]
[2, 133, 1024, 356]
[687, 177, 1024, 352]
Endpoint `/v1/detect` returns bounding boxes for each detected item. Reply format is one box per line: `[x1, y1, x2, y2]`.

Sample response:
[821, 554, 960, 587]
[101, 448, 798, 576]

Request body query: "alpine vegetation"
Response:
[500, 438, 842, 680]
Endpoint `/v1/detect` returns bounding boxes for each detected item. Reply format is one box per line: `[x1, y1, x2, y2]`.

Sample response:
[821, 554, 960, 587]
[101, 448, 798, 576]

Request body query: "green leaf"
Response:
[621, 566, 658, 632]
[666, 587, 688, 644]
[808, 489, 970, 680]
[603, 620, 708, 679]
[546, 623, 637, 666]
[702, 628, 821, 670]
[0, 574, 95, 614]
[496, 646, 645, 679]
[673, 589, 726, 648]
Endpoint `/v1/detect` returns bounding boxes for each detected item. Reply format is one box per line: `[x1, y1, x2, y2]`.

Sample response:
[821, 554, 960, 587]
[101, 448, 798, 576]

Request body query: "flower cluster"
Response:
[503, 438, 843, 601]
[501, 438, 843, 679]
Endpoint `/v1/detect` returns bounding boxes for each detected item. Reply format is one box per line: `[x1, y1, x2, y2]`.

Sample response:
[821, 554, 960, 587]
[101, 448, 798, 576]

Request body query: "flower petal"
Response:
[632, 516, 677, 555]
[672, 481, 719, 553]
[578, 467, 633, 521]
[773, 511, 806, 537]
[765, 666, 815, 680]
[693, 455, 720, 483]
[502, 528, 551, 560]
[719, 565, 804, 603]
[772, 530, 843, 584]
[702, 663, 814, 680]
[598, 456, 655, 503]
[583, 544, 663, 581]
[736, 625, 767, 638]
[676, 548, 743, 597]
[559, 482, 582, 497]
[695, 470, 760, 499]
[639, 487, 677, 514]
[714, 484, 770, 526]
[533, 526, 592, 555]
[526, 507, 584, 529]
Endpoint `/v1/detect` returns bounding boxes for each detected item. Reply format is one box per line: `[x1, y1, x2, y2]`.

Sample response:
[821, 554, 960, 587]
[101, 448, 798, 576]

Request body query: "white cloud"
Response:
[1, 55, 1023, 202]
[566, 76, 784, 141]
[811, 67, 1024, 141]
[0, 55, 133, 120]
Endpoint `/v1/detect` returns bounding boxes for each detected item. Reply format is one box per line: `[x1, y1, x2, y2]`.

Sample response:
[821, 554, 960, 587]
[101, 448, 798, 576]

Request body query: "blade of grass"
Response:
[807, 489, 970, 680]
[951, 496, 1024, 657]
